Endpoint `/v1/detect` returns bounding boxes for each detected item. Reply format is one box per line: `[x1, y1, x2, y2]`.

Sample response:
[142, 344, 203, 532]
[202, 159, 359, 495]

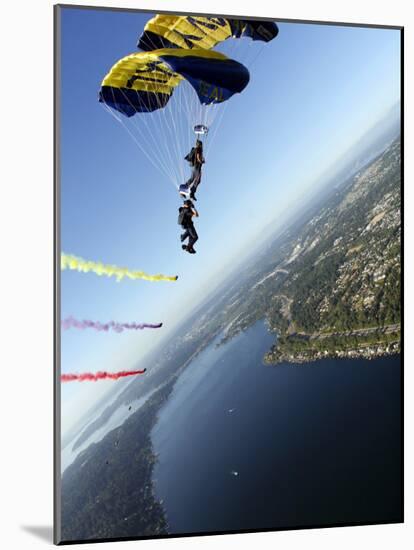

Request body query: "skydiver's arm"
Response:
[192, 207, 199, 217]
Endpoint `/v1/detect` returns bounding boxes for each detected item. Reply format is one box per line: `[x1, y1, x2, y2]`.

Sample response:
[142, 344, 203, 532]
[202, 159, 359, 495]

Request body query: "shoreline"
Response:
[264, 341, 400, 365]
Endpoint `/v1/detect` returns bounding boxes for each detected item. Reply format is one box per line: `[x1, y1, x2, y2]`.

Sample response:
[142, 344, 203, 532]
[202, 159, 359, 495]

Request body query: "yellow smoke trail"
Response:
[61, 253, 178, 282]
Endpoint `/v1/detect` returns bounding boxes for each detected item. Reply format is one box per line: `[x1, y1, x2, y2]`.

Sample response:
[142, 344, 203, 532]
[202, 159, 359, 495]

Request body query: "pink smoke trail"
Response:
[61, 316, 162, 333]
[61, 369, 147, 382]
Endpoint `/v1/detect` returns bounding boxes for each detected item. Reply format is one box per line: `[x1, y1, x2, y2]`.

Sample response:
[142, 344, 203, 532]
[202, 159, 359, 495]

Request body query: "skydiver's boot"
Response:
[179, 183, 190, 199]
[188, 247, 197, 254]
[182, 244, 187, 251]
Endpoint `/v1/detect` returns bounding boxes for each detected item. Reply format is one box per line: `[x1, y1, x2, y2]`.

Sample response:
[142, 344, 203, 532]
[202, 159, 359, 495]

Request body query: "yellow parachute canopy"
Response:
[101, 49, 183, 99]
[139, 15, 232, 50]
[99, 48, 250, 116]
[137, 15, 279, 51]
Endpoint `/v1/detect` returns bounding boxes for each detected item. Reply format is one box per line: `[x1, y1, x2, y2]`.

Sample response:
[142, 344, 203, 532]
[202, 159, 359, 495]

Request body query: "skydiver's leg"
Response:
[190, 168, 201, 200]
[187, 225, 198, 251]
[185, 171, 194, 188]
[186, 165, 200, 188]
[180, 229, 189, 242]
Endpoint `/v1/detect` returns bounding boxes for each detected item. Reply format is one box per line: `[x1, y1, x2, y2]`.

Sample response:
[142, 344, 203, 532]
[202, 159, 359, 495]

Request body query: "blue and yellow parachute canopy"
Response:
[99, 48, 250, 117]
[137, 15, 279, 51]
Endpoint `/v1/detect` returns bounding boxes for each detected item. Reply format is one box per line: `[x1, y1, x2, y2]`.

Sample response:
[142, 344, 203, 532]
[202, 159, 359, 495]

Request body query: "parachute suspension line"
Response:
[179, 80, 198, 154]
[183, 84, 195, 169]
[175, 86, 191, 182]
[206, 101, 233, 158]
[143, 29, 195, 176]
[132, 28, 181, 185]
[182, 82, 192, 149]
[209, 41, 266, 161]
[180, 80, 193, 130]
[179, 82, 195, 184]
[157, 89, 184, 187]
[204, 89, 233, 158]
[196, 38, 238, 159]
[177, 82, 192, 183]
[163, 84, 187, 186]
[119, 114, 172, 186]
[111, 88, 173, 182]
[154, 79, 191, 187]
[139, 30, 191, 187]
[163, 89, 184, 186]
[204, 103, 227, 158]
[117, 87, 180, 189]
[168, 84, 192, 186]
[204, 38, 266, 159]
[144, 92, 179, 187]
[173, 84, 185, 184]
[103, 91, 178, 189]
[162, 108, 180, 186]
[245, 41, 267, 71]
[128, 90, 179, 187]
[101, 101, 172, 185]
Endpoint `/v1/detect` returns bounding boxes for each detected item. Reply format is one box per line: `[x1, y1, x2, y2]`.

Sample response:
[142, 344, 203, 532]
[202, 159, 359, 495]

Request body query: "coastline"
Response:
[264, 341, 400, 365]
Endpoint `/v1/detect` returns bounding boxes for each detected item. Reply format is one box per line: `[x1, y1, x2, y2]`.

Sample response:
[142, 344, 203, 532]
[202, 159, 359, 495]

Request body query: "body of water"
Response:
[61, 387, 157, 472]
[152, 321, 402, 534]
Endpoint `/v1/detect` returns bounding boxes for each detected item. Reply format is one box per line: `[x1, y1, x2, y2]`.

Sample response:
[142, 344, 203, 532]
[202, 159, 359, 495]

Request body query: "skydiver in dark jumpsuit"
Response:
[179, 139, 205, 201]
[179, 200, 199, 254]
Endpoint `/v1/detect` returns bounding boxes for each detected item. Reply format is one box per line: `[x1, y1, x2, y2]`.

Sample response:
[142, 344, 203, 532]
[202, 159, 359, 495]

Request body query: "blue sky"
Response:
[59, 7, 400, 433]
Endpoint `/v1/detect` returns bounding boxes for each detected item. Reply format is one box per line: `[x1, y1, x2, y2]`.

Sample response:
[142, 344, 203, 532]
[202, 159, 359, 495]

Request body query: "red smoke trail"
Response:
[61, 369, 147, 382]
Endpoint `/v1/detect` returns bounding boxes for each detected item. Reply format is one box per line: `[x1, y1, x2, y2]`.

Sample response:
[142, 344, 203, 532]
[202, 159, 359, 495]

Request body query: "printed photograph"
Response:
[56, 5, 402, 544]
